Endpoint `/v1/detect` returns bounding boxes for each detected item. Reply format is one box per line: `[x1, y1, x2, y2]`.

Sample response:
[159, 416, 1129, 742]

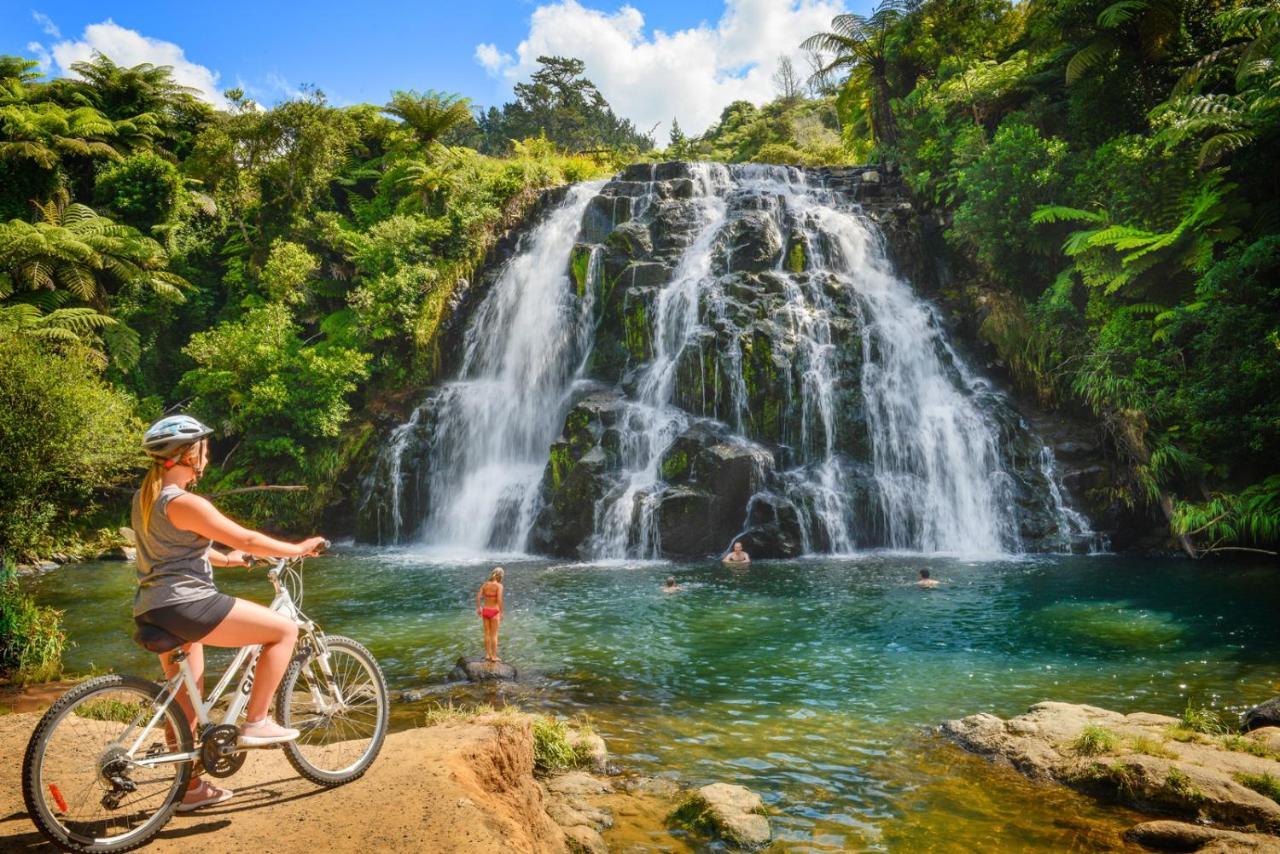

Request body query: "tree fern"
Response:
[1172, 475, 1280, 555]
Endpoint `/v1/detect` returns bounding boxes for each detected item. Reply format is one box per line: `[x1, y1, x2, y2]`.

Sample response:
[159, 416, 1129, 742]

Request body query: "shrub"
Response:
[0, 561, 65, 683]
[0, 337, 142, 560]
[950, 119, 1069, 292]
[531, 715, 596, 774]
[1180, 700, 1230, 735]
[95, 151, 184, 233]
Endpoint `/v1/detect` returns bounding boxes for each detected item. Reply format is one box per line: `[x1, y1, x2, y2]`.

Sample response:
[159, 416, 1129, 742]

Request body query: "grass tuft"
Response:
[1126, 734, 1176, 758]
[0, 561, 65, 683]
[1162, 768, 1206, 805]
[1074, 724, 1120, 756]
[1180, 699, 1230, 735]
[74, 697, 145, 724]
[1220, 734, 1279, 760]
[1237, 772, 1280, 804]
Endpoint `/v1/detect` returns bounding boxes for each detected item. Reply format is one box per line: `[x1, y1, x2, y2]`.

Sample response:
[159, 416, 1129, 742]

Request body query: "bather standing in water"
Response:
[917, 568, 940, 588]
[475, 567, 505, 662]
[722, 542, 751, 565]
[662, 575, 683, 593]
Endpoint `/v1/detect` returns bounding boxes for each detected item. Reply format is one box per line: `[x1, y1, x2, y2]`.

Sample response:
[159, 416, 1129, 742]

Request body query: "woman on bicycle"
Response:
[133, 415, 326, 811]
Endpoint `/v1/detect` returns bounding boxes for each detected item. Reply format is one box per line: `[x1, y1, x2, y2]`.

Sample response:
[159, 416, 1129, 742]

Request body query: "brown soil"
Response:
[0, 711, 568, 853]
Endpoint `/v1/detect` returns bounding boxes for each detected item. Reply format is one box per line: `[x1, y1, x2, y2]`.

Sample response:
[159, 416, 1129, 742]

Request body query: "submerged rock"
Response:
[670, 782, 771, 850]
[449, 656, 517, 682]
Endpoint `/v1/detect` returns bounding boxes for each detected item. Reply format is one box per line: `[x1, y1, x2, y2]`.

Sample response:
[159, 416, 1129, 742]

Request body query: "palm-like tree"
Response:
[0, 101, 121, 169]
[1151, 1, 1280, 166]
[802, 2, 911, 148]
[0, 201, 187, 309]
[68, 54, 201, 121]
[385, 90, 474, 149]
[1066, 0, 1188, 85]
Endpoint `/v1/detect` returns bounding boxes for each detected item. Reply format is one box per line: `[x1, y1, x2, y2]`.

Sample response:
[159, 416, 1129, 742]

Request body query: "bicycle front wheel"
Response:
[276, 634, 388, 786]
[22, 674, 192, 853]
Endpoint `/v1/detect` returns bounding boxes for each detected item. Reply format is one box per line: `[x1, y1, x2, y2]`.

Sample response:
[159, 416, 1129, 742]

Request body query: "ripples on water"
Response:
[31, 552, 1280, 851]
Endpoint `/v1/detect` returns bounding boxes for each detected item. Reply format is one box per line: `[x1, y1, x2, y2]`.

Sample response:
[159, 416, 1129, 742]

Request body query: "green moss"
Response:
[1074, 725, 1120, 756]
[1071, 761, 1141, 800]
[661, 449, 689, 481]
[1165, 725, 1204, 743]
[1220, 734, 1280, 760]
[548, 443, 572, 490]
[624, 299, 650, 361]
[786, 239, 806, 273]
[570, 245, 592, 298]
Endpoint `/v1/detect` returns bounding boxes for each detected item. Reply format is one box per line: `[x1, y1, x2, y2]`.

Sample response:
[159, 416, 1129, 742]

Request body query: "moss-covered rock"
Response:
[669, 783, 771, 851]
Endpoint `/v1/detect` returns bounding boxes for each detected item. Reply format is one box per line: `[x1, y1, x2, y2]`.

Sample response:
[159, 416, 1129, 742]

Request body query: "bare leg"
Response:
[160, 643, 204, 792]
[200, 599, 297, 721]
[492, 617, 501, 662]
[482, 618, 493, 661]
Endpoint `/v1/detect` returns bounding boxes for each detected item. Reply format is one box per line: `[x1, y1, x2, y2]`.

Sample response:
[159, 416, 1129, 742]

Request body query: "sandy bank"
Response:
[0, 712, 567, 853]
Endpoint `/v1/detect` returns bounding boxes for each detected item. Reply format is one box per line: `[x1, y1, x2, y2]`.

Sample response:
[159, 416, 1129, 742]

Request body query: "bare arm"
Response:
[166, 494, 323, 558]
[497, 585, 504, 614]
[475, 586, 484, 613]
[208, 547, 249, 567]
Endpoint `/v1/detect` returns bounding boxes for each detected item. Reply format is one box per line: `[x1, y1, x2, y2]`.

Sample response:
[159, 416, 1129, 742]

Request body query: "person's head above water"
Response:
[489, 567, 504, 582]
[920, 569, 930, 579]
[665, 576, 676, 588]
[732, 542, 744, 552]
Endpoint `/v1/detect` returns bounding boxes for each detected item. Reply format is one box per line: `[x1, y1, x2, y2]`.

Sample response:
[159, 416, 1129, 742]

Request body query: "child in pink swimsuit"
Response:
[475, 567, 505, 662]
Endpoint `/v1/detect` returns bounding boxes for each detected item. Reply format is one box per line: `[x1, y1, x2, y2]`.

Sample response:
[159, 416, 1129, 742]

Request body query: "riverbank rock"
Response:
[942, 702, 1280, 839]
[1245, 698, 1280, 733]
[449, 656, 517, 682]
[670, 782, 771, 850]
[1126, 820, 1280, 852]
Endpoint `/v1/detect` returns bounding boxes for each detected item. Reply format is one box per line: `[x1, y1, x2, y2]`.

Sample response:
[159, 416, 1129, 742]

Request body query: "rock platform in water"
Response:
[942, 701, 1280, 844]
[448, 656, 517, 682]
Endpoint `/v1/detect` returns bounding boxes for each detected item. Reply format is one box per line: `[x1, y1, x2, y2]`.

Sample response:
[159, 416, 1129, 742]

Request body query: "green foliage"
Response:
[951, 120, 1068, 290]
[0, 337, 142, 560]
[260, 239, 319, 303]
[1074, 724, 1121, 755]
[686, 96, 850, 165]
[0, 561, 66, 683]
[74, 697, 146, 723]
[1126, 734, 1176, 758]
[530, 714, 595, 774]
[94, 151, 183, 232]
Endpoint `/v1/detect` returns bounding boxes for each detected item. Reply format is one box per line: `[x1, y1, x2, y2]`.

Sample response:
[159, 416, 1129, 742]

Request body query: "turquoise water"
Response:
[29, 552, 1280, 851]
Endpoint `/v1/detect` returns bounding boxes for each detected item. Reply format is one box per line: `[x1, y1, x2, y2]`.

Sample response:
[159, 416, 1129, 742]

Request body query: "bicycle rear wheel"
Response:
[276, 634, 388, 786]
[22, 674, 193, 853]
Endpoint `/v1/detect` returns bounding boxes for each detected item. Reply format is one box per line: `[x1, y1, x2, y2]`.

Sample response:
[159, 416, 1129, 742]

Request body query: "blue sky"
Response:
[6, 1, 859, 134]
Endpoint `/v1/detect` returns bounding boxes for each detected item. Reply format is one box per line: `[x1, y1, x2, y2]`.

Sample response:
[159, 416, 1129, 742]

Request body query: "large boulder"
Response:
[1244, 698, 1280, 733]
[670, 782, 771, 851]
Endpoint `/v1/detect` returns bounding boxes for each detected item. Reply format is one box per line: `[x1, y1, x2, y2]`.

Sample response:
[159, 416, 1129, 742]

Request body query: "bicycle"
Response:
[21, 548, 390, 853]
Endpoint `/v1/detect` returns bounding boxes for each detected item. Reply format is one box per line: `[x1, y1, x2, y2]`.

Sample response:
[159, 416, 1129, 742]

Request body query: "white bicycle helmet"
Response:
[142, 415, 213, 462]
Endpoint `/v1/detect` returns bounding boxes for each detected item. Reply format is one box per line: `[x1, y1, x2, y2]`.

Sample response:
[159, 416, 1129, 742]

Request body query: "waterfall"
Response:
[395, 182, 601, 554]
[360, 163, 1093, 558]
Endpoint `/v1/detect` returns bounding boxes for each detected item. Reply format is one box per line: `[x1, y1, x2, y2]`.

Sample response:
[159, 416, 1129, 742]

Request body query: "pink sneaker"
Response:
[238, 716, 300, 747]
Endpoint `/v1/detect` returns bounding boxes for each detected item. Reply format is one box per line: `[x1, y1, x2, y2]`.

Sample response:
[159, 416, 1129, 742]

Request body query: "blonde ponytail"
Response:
[137, 462, 166, 535]
[489, 567, 505, 583]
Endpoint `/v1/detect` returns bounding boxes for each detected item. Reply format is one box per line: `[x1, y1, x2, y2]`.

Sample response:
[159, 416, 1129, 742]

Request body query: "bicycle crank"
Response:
[199, 725, 246, 778]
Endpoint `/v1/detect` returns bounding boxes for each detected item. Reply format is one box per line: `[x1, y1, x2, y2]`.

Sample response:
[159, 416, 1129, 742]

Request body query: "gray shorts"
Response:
[135, 593, 236, 642]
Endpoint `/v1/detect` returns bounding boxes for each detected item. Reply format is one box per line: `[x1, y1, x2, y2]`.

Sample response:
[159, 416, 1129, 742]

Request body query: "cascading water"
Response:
[361, 182, 603, 553]
[360, 163, 1096, 558]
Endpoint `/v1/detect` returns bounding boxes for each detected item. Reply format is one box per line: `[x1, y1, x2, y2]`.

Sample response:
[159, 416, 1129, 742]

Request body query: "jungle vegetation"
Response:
[0, 52, 633, 560]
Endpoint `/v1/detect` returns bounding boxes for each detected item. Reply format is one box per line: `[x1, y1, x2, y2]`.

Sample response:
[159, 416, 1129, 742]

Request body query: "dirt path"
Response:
[0, 712, 567, 853]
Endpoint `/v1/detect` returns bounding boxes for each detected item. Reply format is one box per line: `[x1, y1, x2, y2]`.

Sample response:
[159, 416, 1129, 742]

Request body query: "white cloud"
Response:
[475, 0, 847, 136]
[475, 43, 514, 76]
[27, 41, 53, 72]
[32, 11, 60, 38]
[50, 20, 229, 109]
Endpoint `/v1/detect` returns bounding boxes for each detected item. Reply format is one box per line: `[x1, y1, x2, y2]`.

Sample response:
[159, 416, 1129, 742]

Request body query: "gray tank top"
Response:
[131, 485, 218, 616]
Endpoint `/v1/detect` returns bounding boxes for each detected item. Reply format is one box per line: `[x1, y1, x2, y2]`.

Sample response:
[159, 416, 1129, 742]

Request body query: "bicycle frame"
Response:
[124, 558, 336, 770]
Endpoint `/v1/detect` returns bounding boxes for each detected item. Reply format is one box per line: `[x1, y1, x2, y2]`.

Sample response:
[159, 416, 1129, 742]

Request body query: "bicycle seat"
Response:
[133, 622, 185, 654]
